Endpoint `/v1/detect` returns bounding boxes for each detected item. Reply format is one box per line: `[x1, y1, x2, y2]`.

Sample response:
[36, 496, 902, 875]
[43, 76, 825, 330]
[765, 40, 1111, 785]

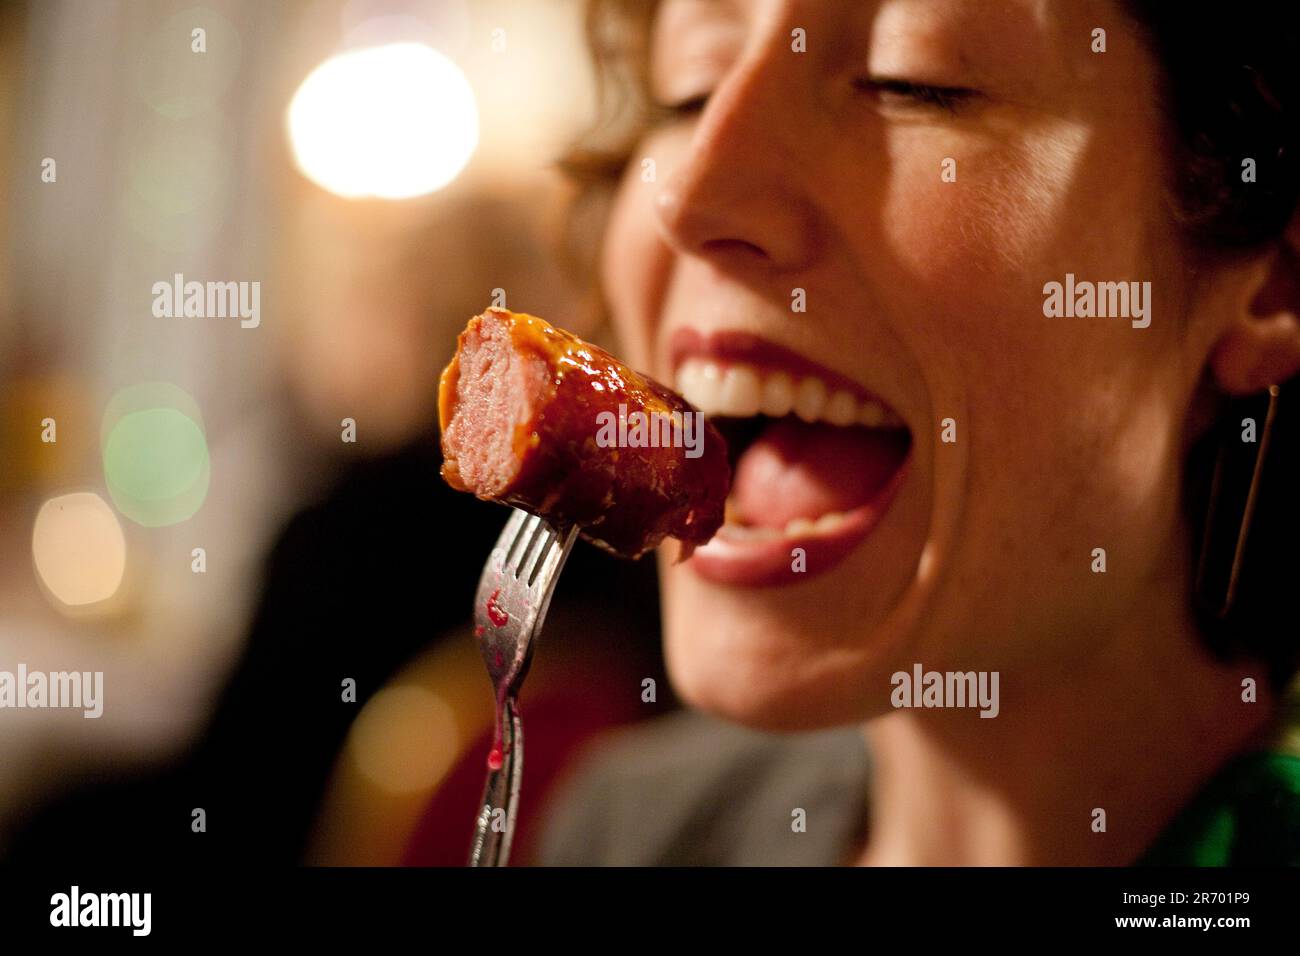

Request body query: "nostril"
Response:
[700, 237, 768, 260]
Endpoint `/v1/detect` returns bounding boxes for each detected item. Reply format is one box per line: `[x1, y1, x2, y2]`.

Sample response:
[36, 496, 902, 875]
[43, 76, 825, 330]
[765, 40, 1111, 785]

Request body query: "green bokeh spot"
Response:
[102, 385, 210, 527]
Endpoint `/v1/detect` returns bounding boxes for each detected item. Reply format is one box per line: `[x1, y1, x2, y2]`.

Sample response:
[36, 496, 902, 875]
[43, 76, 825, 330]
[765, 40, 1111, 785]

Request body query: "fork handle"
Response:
[468, 696, 523, 866]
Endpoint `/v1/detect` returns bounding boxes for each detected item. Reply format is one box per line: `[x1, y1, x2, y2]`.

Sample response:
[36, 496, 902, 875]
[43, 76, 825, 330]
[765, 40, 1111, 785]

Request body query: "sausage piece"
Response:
[439, 308, 730, 559]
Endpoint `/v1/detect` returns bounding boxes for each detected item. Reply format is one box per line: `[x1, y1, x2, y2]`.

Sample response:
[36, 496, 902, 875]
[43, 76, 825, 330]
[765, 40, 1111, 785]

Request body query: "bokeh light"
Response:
[286, 42, 479, 199]
[125, 113, 234, 247]
[0, 373, 95, 492]
[101, 383, 210, 528]
[348, 686, 460, 794]
[32, 492, 127, 608]
[134, 7, 243, 119]
[127, 113, 232, 215]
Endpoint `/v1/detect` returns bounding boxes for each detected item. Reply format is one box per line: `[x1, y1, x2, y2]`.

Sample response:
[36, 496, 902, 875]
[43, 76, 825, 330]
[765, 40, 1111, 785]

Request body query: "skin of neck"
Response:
[855, 559, 1279, 866]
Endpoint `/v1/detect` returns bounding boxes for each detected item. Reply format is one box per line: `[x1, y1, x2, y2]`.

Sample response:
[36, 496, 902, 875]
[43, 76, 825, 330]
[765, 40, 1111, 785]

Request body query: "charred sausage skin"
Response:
[439, 308, 730, 559]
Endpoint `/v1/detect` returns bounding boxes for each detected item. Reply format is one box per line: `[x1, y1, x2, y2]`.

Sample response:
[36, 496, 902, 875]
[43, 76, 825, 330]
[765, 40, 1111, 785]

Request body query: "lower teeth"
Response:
[720, 523, 781, 542]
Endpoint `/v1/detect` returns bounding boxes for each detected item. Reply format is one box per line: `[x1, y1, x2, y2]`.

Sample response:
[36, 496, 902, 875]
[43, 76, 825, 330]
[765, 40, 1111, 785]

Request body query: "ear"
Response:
[1208, 215, 1300, 395]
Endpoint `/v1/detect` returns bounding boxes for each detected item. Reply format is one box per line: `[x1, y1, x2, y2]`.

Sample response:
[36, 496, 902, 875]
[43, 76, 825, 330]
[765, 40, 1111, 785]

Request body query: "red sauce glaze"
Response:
[486, 688, 513, 772]
[485, 588, 509, 627]
[439, 309, 731, 560]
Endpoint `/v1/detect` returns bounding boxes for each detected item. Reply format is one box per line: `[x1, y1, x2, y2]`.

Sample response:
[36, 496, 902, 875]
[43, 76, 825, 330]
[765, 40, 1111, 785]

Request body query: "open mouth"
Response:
[671, 331, 912, 585]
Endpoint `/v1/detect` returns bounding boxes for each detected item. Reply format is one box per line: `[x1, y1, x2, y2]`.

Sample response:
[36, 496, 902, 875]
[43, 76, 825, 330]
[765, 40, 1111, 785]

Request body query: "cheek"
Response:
[599, 149, 677, 371]
[861, 119, 1181, 422]
[879, 124, 1095, 280]
[932, 376, 1188, 656]
[843, 124, 1194, 636]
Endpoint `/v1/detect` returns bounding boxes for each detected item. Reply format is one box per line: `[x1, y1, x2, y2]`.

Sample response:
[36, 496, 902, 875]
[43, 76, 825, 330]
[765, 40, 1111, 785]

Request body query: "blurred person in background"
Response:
[537, 0, 1300, 865]
[1, 0, 669, 866]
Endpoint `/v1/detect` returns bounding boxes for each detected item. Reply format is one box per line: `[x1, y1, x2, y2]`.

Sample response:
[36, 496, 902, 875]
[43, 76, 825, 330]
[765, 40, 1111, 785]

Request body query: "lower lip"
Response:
[685, 459, 910, 588]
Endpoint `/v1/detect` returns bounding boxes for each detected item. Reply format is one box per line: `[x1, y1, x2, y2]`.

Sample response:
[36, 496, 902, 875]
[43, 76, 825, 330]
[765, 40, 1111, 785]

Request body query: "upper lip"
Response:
[667, 327, 907, 424]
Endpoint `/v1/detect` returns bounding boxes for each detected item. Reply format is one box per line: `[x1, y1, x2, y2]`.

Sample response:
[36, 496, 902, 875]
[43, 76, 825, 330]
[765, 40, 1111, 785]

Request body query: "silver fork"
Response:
[468, 507, 579, 866]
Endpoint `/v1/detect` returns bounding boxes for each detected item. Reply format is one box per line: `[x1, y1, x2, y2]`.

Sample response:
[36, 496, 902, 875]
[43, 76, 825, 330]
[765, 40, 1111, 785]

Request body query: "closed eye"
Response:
[651, 92, 711, 122]
[855, 77, 980, 114]
[652, 79, 979, 123]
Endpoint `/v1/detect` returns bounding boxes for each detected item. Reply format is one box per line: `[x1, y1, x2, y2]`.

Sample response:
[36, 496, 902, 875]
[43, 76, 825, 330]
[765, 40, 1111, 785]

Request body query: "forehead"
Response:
[650, 0, 1107, 48]
[653, 0, 1084, 19]
[650, 0, 1130, 95]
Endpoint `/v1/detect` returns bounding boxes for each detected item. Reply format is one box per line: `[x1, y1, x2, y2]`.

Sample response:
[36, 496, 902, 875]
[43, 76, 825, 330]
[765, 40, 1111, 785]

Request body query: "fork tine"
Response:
[500, 509, 534, 571]
[528, 529, 572, 588]
[523, 525, 560, 587]
[514, 514, 549, 579]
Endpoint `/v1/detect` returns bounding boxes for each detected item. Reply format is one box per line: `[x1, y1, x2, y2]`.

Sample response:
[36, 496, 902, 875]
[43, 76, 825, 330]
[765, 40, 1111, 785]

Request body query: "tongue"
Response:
[732, 418, 909, 529]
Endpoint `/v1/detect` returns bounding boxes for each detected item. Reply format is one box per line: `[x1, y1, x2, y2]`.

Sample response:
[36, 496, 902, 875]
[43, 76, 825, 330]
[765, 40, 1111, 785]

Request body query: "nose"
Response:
[652, 54, 824, 280]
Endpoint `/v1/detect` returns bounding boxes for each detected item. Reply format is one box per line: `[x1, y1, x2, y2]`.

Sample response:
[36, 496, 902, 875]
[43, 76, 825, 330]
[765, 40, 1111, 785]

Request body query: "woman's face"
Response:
[600, 0, 1227, 729]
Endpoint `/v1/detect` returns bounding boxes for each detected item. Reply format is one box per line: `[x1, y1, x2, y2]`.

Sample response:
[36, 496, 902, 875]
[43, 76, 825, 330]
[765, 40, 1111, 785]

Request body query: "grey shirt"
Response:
[536, 709, 872, 866]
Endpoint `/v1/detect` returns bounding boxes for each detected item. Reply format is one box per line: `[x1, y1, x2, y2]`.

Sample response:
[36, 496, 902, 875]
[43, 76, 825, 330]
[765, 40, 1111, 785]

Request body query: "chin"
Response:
[655, 527, 927, 732]
[660, 598, 902, 733]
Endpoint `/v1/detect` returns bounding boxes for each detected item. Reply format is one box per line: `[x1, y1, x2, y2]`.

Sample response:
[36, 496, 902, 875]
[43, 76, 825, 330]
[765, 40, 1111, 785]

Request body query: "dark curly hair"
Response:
[1122, 3, 1300, 689]
[1124, 1, 1300, 249]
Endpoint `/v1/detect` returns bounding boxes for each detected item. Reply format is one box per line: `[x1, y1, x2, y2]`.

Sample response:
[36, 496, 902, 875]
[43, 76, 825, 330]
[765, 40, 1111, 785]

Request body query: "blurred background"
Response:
[0, 0, 669, 865]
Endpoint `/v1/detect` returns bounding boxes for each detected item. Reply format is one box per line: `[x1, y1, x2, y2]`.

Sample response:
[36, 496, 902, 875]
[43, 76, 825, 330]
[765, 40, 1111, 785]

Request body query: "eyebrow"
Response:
[653, 0, 1066, 104]
[661, 0, 732, 11]
[869, 0, 1063, 97]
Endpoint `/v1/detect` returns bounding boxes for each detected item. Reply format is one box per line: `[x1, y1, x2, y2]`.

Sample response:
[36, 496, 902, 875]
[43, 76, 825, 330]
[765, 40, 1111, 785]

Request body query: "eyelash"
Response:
[651, 79, 978, 123]
[652, 93, 709, 121]
[856, 78, 979, 114]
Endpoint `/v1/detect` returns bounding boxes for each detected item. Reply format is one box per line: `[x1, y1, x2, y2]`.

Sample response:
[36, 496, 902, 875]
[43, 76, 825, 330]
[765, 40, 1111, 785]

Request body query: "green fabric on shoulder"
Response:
[1137, 750, 1300, 866]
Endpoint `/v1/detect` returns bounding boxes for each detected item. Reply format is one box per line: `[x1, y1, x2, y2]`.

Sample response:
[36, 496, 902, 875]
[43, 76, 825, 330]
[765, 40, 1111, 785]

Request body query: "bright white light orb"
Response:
[32, 492, 127, 608]
[287, 42, 478, 200]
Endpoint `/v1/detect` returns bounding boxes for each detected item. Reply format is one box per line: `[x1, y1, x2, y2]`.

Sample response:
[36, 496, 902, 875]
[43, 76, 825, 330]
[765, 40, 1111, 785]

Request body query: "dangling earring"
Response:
[1194, 382, 1281, 620]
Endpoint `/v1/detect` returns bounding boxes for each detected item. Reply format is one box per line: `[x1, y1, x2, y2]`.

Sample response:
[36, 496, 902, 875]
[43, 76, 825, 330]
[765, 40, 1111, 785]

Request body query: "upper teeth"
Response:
[676, 359, 901, 427]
